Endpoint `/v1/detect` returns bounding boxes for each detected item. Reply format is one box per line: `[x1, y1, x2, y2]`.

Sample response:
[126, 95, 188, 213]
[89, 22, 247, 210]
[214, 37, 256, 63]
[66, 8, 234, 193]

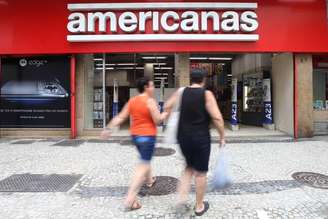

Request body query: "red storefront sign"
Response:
[0, 0, 328, 55]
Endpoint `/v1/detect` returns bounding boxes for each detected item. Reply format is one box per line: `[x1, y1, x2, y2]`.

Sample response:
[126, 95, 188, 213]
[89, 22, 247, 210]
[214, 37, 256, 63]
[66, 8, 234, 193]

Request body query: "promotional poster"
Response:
[0, 56, 71, 128]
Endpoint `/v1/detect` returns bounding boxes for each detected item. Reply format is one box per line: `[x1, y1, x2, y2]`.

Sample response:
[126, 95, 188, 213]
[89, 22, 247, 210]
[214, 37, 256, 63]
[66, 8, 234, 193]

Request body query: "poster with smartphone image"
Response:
[0, 56, 70, 128]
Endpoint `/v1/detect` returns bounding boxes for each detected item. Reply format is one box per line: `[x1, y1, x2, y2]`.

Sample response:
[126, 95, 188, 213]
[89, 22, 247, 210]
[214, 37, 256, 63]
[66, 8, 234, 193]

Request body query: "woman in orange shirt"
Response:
[101, 77, 167, 211]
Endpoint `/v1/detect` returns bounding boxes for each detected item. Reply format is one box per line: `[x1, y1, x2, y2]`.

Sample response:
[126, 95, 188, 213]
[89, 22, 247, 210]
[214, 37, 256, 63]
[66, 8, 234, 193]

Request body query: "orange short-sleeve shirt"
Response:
[128, 95, 157, 136]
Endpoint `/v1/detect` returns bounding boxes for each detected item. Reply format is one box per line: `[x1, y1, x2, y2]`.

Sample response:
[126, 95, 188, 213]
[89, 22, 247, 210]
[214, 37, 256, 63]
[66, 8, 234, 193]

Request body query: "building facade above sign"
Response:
[67, 2, 259, 42]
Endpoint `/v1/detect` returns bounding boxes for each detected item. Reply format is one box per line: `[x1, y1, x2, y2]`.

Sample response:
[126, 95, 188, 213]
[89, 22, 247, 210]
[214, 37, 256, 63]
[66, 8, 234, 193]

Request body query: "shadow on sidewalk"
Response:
[207, 179, 302, 195]
[72, 179, 302, 198]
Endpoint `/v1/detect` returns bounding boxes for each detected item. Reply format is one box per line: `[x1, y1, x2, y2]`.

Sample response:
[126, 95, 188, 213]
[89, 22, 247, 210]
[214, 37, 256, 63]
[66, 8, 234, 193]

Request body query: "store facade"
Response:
[1, 0, 328, 138]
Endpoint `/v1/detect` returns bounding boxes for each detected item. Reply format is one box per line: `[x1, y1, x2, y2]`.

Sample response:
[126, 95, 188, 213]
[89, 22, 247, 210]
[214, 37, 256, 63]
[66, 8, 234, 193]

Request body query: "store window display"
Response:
[243, 74, 264, 113]
[241, 70, 271, 127]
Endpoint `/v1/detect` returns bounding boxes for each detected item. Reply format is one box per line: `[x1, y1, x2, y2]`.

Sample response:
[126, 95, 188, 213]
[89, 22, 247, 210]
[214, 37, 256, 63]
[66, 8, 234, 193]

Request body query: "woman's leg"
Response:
[125, 136, 155, 207]
[177, 136, 194, 204]
[145, 168, 156, 185]
[177, 167, 193, 204]
[194, 171, 207, 212]
[192, 136, 211, 212]
[124, 162, 151, 207]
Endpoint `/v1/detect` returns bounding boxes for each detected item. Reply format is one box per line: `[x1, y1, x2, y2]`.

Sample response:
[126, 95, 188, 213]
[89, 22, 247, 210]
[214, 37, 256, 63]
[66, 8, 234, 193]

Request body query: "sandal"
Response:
[124, 200, 142, 212]
[145, 177, 157, 188]
[195, 201, 210, 216]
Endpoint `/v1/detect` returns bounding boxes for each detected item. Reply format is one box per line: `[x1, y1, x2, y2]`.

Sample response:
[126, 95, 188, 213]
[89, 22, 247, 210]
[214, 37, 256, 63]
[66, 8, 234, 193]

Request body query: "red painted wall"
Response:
[0, 0, 328, 54]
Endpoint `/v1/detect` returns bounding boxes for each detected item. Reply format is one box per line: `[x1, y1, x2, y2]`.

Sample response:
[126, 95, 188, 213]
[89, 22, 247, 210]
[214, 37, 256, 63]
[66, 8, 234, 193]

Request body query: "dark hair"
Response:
[136, 76, 151, 93]
[190, 69, 206, 84]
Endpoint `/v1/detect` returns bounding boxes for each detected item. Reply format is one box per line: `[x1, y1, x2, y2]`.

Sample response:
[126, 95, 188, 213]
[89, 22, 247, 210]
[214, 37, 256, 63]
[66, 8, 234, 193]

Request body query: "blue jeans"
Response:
[132, 136, 156, 162]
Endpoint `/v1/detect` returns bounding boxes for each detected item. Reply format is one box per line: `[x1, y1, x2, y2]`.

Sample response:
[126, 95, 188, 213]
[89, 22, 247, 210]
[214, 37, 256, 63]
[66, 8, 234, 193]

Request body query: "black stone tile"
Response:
[292, 172, 328, 189]
[0, 173, 83, 192]
[52, 139, 85, 147]
[154, 147, 176, 157]
[11, 140, 36, 145]
[87, 139, 120, 144]
[38, 138, 64, 143]
[139, 176, 178, 196]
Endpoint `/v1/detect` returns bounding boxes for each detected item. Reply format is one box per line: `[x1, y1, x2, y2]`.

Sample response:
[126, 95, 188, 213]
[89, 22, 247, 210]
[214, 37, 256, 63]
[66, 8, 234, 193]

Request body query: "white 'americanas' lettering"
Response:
[67, 10, 259, 34]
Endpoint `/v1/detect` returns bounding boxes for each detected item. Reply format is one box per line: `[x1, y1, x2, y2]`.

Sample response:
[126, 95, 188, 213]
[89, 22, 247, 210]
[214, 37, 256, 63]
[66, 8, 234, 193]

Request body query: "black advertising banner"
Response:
[0, 56, 71, 128]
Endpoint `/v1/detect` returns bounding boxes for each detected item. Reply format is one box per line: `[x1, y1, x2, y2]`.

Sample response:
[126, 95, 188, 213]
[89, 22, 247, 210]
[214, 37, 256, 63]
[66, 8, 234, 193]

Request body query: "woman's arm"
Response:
[149, 89, 181, 124]
[205, 90, 226, 146]
[163, 90, 179, 115]
[147, 98, 168, 125]
[100, 103, 129, 138]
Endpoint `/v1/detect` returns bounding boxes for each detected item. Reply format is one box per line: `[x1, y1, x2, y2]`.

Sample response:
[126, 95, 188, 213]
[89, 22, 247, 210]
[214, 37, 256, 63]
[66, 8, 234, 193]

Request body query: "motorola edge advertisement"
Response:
[0, 56, 70, 128]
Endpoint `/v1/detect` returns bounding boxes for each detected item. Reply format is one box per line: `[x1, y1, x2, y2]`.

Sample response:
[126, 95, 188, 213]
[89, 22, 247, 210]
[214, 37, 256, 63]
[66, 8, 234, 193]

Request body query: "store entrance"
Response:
[89, 53, 281, 137]
[92, 53, 175, 129]
[190, 53, 273, 129]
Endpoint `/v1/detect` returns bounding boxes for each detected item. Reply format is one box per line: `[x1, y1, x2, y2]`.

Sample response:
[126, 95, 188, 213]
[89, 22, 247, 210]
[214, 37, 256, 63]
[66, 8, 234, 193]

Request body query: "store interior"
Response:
[91, 53, 277, 133]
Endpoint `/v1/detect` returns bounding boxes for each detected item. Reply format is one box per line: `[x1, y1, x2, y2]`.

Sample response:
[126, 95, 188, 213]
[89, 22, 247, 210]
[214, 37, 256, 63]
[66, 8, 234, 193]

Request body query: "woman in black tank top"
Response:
[178, 87, 211, 139]
[164, 69, 226, 216]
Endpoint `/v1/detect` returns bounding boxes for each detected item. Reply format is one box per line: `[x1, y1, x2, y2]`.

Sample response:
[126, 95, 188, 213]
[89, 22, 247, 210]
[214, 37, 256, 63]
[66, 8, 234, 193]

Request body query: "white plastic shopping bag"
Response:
[164, 111, 180, 144]
[211, 147, 232, 190]
[164, 87, 185, 144]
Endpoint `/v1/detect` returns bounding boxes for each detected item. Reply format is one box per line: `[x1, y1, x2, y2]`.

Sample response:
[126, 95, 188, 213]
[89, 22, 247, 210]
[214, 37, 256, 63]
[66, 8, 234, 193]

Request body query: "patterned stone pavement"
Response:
[0, 137, 327, 219]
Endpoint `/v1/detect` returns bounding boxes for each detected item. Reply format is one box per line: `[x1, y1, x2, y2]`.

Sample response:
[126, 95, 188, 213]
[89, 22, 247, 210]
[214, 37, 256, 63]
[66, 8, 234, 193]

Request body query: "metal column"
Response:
[70, 55, 77, 138]
[102, 53, 106, 128]
[230, 77, 239, 131]
[112, 79, 119, 118]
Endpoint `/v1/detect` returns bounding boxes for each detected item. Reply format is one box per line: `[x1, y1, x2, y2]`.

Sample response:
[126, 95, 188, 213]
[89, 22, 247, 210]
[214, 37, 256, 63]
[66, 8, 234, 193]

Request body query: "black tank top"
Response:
[178, 87, 211, 137]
